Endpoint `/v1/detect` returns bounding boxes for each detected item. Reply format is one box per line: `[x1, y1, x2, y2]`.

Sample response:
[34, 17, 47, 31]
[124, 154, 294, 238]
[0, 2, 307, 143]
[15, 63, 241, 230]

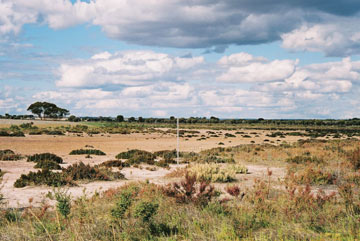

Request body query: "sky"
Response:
[1, 1, 360, 119]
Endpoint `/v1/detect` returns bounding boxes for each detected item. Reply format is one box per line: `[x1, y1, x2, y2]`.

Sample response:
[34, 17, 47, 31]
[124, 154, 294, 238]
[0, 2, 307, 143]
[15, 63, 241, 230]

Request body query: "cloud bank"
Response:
[1, 0, 360, 56]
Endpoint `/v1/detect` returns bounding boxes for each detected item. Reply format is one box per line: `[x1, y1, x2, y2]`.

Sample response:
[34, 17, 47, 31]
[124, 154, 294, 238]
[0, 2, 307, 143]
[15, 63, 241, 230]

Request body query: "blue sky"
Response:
[1, 0, 360, 118]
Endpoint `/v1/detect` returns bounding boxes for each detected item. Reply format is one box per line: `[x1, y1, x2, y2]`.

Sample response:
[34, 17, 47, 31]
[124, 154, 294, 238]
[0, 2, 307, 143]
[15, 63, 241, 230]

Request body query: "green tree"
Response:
[27, 102, 69, 119]
[116, 115, 124, 122]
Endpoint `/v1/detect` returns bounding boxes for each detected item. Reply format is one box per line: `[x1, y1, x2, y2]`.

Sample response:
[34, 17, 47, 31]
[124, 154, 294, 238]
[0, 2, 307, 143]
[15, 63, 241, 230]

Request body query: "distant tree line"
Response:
[2, 101, 360, 126]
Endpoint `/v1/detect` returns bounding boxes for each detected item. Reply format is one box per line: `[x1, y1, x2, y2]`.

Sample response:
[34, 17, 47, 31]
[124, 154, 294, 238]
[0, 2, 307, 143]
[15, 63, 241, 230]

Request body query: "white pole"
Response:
[177, 117, 179, 165]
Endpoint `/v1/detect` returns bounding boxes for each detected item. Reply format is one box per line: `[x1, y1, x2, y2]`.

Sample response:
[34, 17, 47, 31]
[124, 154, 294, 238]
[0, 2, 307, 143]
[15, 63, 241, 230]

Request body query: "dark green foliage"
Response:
[34, 159, 61, 170]
[0, 149, 22, 161]
[27, 101, 69, 119]
[69, 149, 106, 155]
[134, 201, 159, 222]
[27, 153, 63, 164]
[116, 149, 155, 165]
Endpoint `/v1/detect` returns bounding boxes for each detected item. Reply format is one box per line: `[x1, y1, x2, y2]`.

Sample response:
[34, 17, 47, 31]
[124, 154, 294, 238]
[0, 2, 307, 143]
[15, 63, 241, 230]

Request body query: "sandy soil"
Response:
[0, 128, 305, 208]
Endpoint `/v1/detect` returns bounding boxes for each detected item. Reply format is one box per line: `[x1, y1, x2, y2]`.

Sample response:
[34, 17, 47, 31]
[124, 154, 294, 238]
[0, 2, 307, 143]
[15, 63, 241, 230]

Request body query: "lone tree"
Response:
[27, 102, 69, 119]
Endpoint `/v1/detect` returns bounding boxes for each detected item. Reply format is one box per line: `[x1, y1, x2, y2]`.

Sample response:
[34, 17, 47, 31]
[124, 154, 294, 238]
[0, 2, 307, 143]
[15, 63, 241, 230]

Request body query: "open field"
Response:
[1, 120, 360, 239]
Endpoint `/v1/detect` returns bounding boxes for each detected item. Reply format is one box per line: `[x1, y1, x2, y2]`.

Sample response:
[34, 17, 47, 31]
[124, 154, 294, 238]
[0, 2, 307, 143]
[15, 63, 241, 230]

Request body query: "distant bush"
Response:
[27, 153, 63, 164]
[34, 159, 61, 170]
[224, 133, 236, 138]
[46, 130, 64, 135]
[116, 149, 155, 165]
[0, 130, 25, 137]
[0, 149, 22, 161]
[28, 130, 42, 135]
[69, 149, 106, 155]
[100, 160, 124, 168]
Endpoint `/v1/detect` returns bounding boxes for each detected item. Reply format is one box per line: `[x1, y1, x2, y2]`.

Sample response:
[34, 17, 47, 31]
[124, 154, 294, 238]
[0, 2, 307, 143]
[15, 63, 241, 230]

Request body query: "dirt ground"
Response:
[0, 126, 305, 208]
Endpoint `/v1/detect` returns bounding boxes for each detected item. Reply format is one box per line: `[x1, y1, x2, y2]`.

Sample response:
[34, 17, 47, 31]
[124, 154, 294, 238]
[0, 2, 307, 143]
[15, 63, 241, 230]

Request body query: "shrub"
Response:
[14, 169, 69, 188]
[62, 162, 124, 181]
[224, 133, 236, 138]
[225, 185, 242, 197]
[0, 149, 22, 161]
[111, 189, 134, 219]
[27, 153, 63, 164]
[69, 149, 106, 155]
[162, 173, 217, 206]
[34, 159, 61, 170]
[188, 164, 237, 183]
[14, 162, 124, 188]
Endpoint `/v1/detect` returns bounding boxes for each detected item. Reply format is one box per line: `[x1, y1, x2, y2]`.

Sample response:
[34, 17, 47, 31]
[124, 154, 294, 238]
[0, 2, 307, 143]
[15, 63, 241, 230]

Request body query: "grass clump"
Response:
[27, 153, 63, 164]
[69, 149, 106, 155]
[188, 163, 239, 182]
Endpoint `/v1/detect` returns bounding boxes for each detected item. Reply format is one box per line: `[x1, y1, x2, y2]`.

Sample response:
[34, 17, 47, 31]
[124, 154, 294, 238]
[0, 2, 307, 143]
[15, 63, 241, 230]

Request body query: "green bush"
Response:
[27, 153, 63, 164]
[69, 149, 106, 155]
[55, 190, 71, 218]
[34, 159, 61, 170]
